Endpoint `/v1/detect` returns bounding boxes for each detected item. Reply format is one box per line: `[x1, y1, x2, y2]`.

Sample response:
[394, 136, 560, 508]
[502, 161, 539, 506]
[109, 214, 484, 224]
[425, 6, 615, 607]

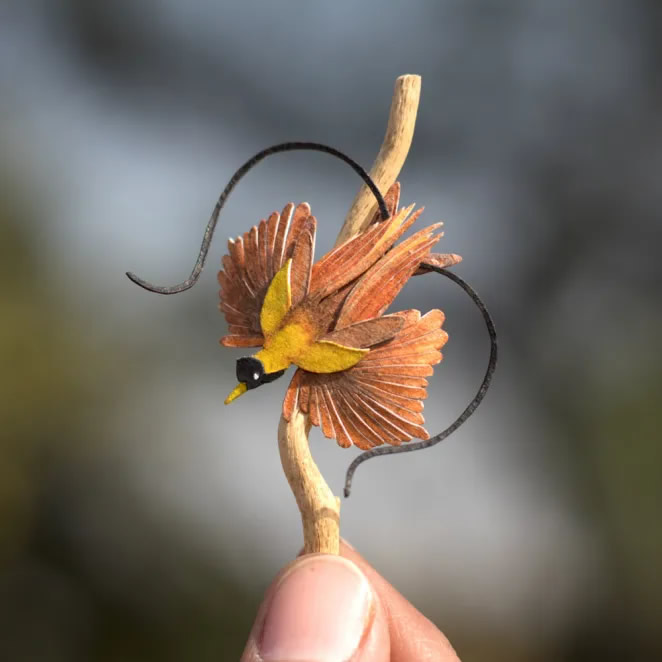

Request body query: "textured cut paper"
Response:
[218, 183, 453, 449]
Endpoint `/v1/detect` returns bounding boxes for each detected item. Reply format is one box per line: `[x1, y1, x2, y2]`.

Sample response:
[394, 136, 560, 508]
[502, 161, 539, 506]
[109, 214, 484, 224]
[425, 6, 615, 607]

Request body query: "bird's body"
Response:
[219, 183, 460, 449]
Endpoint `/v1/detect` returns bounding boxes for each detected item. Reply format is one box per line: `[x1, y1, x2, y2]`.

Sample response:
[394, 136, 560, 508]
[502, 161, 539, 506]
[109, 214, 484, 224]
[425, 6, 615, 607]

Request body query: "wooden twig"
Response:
[336, 74, 421, 246]
[277, 74, 422, 555]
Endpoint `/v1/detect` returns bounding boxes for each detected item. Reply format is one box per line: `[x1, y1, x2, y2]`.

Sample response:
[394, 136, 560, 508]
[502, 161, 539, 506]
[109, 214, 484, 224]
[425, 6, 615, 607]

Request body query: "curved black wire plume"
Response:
[126, 142, 389, 294]
[343, 266, 498, 497]
[125, 140, 497, 499]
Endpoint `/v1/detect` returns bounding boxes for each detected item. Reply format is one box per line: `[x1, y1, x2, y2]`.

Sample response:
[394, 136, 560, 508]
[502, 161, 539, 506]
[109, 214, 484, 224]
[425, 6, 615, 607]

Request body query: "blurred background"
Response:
[1, 1, 661, 660]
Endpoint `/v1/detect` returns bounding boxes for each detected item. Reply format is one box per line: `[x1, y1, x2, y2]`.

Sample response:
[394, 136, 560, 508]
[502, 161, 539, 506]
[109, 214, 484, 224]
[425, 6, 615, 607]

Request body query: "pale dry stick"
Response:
[336, 74, 421, 246]
[277, 74, 422, 554]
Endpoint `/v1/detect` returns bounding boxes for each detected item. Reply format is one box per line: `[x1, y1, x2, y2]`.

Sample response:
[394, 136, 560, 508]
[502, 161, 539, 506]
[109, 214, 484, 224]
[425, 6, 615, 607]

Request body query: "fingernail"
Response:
[259, 555, 374, 662]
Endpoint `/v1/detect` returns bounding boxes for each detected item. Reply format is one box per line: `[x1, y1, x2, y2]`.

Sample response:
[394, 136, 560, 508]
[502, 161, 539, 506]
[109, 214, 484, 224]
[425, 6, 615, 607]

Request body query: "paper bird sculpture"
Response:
[218, 183, 462, 450]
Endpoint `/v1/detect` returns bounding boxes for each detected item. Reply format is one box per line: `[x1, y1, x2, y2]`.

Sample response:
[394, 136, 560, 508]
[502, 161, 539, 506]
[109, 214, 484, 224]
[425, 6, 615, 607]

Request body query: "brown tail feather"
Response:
[309, 204, 422, 299]
[335, 224, 443, 328]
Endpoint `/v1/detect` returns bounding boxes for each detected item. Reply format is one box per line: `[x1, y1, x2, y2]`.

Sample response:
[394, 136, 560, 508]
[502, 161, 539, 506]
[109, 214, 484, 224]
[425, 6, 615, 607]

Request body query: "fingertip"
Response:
[242, 554, 389, 662]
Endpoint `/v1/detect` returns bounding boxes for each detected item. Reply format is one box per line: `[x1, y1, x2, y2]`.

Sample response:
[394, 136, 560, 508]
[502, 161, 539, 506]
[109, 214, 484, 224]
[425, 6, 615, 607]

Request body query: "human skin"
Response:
[241, 540, 460, 662]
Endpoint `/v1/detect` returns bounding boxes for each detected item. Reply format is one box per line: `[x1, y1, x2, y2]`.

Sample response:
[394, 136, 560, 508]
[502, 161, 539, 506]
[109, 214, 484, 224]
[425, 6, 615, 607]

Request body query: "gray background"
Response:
[1, 1, 660, 660]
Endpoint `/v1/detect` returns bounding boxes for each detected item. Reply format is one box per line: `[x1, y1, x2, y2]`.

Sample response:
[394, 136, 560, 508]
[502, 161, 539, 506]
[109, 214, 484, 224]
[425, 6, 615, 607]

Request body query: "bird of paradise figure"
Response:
[127, 142, 496, 492]
[219, 182, 461, 450]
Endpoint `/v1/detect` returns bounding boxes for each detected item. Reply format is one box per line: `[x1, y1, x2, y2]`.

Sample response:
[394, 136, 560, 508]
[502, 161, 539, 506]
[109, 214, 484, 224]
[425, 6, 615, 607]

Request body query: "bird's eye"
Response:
[253, 372, 259, 381]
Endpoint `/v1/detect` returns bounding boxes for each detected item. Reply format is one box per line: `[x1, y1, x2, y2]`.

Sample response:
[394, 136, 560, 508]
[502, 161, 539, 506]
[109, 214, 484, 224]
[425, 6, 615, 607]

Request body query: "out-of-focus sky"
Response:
[1, 1, 660, 660]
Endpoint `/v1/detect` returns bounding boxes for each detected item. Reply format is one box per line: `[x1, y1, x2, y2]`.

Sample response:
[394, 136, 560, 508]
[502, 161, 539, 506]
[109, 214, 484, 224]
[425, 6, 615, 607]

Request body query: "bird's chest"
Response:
[259, 304, 367, 375]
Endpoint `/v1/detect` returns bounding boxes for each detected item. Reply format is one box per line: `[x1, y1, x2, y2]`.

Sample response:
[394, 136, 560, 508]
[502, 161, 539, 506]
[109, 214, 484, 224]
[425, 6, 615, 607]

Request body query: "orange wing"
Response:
[369, 181, 463, 276]
[218, 203, 315, 347]
[334, 221, 442, 327]
[283, 310, 448, 449]
[309, 203, 423, 300]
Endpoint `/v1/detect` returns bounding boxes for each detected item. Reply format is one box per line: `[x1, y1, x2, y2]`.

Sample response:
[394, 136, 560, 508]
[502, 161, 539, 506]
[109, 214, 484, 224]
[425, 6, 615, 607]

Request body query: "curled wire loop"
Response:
[125, 141, 497, 498]
[126, 142, 388, 294]
[343, 266, 497, 497]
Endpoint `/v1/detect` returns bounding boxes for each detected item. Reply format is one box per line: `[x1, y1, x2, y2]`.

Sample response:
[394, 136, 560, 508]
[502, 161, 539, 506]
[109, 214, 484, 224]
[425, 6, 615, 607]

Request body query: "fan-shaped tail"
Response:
[283, 309, 447, 450]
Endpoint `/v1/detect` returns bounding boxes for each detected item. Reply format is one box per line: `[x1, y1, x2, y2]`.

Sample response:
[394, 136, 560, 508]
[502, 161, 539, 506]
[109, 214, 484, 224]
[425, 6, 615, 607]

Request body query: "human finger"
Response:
[241, 553, 390, 662]
[339, 540, 460, 662]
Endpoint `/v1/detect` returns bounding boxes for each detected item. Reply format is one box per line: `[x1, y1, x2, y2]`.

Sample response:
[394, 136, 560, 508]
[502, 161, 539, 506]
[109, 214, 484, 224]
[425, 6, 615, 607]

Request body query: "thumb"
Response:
[241, 554, 389, 662]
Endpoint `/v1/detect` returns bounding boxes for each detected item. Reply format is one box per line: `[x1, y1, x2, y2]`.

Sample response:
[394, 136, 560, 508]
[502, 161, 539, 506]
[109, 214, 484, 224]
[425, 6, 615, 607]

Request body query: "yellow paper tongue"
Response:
[224, 382, 247, 404]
